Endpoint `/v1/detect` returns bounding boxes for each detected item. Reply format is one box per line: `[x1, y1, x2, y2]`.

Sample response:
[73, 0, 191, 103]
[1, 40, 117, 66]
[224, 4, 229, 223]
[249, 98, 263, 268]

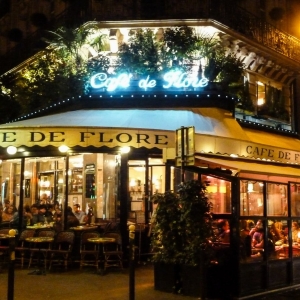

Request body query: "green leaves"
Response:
[151, 180, 214, 266]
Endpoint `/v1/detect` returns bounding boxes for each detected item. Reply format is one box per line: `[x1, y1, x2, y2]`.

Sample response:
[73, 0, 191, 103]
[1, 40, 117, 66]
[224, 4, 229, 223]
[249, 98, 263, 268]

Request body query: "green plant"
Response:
[116, 29, 160, 77]
[151, 180, 214, 266]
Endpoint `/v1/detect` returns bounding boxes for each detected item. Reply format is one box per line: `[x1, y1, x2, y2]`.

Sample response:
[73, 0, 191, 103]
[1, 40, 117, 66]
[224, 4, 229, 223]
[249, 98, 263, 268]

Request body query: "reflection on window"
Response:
[240, 180, 264, 216]
[267, 183, 287, 216]
[202, 175, 231, 214]
[290, 183, 300, 216]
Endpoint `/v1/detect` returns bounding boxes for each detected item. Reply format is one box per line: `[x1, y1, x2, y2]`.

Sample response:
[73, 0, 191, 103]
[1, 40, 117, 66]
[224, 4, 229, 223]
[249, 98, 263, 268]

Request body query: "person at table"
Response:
[269, 222, 283, 243]
[11, 205, 33, 228]
[292, 222, 300, 243]
[73, 204, 86, 223]
[2, 205, 15, 222]
[3, 199, 11, 213]
[32, 204, 48, 224]
[217, 219, 230, 243]
[66, 206, 80, 229]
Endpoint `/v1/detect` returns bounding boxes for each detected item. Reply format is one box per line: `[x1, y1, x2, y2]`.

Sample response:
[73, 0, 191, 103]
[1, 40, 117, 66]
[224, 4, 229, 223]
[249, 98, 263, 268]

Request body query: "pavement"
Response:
[0, 262, 197, 300]
[1, 262, 300, 300]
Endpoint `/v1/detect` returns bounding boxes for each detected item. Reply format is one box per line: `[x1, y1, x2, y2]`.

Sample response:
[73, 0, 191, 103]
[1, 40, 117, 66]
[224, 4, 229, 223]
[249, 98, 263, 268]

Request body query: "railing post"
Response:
[129, 225, 136, 300]
[7, 229, 17, 300]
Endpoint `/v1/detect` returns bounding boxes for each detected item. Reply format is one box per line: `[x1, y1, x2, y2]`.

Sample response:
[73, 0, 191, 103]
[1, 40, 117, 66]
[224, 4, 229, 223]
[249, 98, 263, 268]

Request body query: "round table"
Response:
[26, 237, 54, 275]
[87, 237, 116, 275]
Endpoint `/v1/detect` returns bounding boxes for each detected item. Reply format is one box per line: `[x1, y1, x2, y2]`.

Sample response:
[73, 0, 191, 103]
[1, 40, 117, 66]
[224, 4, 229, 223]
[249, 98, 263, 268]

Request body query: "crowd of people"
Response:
[0, 198, 92, 232]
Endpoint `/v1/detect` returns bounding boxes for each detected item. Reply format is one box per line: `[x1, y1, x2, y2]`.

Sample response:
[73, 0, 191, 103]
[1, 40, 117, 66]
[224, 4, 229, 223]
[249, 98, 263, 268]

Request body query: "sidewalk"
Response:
[1, 263, 300, 300]
[0, 263, 197, 300]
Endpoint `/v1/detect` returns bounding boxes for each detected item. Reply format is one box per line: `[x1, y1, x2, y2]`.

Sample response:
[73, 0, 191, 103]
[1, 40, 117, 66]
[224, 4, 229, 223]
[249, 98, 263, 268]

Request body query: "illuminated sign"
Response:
[90, 71, 209, 92]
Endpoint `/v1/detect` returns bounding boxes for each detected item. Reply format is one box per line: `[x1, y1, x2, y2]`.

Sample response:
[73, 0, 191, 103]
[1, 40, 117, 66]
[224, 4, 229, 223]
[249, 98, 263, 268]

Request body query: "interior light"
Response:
[58, 145, 69, 153]
[120, 146, 130, 154]
[7, 146, 17, 155]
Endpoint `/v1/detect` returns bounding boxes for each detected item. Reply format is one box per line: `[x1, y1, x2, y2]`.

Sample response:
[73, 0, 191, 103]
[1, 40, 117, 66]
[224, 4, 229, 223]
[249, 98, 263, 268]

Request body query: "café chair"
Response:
[48, 230, 75, 270]
[0, 228, 10, 271]
[28, 229, 55, 269]
[79, 231, 100, 271]
[102, 232, 123, 273]
[15, 229, 35, 268]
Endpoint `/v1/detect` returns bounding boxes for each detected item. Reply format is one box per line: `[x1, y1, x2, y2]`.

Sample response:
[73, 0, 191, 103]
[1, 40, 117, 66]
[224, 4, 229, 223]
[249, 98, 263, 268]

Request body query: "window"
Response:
[240, 180, 264, 216]
[202, 175, 231, 214]
[267, 183, 287, 216]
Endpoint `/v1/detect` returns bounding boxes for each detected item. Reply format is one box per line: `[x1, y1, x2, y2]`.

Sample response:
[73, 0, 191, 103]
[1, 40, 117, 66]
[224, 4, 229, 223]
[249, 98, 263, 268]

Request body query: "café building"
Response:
[1, 20, 300, 298]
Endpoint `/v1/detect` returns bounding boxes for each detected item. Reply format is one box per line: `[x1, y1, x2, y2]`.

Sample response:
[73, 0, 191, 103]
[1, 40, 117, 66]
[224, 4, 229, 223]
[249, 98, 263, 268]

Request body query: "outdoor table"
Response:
[87, 237, 116, 275]
[26, 236, 54, 275]
[70, 225, 99, 262]
[70, 225, 98, 231]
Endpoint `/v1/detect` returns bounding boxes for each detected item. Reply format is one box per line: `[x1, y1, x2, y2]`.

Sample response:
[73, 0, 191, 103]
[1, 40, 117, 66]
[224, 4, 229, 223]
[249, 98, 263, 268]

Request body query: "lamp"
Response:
[120, 146, 130, 154]
[219, 186, 226, 193]
[58, 145, 69, 153]
[207, 185, 217, 193]
[248, 183, 254, 192]
[7, 146, 17, 155]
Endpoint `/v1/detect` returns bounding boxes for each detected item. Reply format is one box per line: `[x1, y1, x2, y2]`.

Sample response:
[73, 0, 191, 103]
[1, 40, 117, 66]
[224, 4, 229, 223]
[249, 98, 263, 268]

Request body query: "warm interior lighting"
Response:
[219, 186, 226, 193]
[248, 183, 254, 192]
[7, 146, 17, 155]
[58, 145, 69, 153]
[120, 146, 130, 154]
[207, 185, 217, 193]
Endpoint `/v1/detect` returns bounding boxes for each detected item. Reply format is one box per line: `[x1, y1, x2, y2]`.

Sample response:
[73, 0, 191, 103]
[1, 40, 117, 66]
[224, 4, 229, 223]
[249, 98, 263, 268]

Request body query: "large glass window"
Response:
[240, 180, 264, 216]
[267, 183, 288, 216]
[290, 183, 300, 216]
[202, 175, 231, 214]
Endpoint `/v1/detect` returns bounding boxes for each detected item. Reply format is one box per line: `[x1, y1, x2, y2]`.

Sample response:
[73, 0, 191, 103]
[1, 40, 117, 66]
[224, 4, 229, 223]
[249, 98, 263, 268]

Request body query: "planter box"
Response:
[154, 263, 178, 293]
[154, 263, 205, 297]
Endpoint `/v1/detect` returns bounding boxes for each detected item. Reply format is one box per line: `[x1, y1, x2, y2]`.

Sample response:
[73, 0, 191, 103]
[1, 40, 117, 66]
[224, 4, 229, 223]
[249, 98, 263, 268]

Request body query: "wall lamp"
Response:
[7, 146, 17, 155]
[120, 146, 131, 154]
[58, 145, 70, 153]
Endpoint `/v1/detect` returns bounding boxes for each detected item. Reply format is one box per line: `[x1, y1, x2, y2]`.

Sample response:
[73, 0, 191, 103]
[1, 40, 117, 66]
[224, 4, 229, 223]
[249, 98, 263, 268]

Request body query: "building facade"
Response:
[1, 1, 300, 298]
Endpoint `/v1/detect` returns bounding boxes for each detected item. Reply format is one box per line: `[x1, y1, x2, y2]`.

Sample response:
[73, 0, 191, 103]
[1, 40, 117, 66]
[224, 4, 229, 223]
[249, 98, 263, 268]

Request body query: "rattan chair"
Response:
[102, 232, 123, 273]
[48, 230, 75, 270]
[28, 229, 55, 269]
[0, 228, 10, 271]
[79, 231, 100, 271]
[15, 229, 35, 268]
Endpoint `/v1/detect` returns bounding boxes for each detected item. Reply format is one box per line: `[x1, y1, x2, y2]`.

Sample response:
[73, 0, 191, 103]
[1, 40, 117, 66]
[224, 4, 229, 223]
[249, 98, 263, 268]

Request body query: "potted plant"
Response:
[151, 180, 215, 297]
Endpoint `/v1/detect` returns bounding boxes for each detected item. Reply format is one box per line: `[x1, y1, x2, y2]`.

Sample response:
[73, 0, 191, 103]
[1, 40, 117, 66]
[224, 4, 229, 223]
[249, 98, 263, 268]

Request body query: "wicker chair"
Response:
[28, 229, 55, 269]
[15, 229, 35, 268]
[102, 232, 123, 273]
[79, 231, 100, 271]
[48, 230, 75, 270]
[0, 228, 10, 271]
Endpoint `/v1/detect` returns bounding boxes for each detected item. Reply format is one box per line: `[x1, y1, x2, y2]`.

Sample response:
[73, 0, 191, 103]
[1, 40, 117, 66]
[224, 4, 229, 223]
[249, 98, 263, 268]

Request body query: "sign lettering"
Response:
[90, 71, 209, 92]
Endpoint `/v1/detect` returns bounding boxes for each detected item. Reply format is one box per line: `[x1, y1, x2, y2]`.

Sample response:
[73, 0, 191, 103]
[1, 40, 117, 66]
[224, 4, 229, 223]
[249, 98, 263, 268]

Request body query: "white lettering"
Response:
[138, 76, 157, 90]
[90, 71, 209, 91]
[163, 71, 208, 89]
[90, 73, 132, 91]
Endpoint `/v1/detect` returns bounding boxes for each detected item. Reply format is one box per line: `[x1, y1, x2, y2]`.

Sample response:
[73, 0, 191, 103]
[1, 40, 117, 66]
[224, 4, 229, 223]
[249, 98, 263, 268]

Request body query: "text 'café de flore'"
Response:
[2, 17, 300, 299]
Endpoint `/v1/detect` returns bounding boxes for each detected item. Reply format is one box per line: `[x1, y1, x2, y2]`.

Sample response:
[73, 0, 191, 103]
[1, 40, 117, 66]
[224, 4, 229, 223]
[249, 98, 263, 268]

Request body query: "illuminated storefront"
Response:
[1, 20, 300, 298]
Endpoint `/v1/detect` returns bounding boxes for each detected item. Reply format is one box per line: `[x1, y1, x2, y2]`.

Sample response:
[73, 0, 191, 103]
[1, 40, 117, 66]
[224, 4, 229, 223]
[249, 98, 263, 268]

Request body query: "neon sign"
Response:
[90, 71, 209, 92]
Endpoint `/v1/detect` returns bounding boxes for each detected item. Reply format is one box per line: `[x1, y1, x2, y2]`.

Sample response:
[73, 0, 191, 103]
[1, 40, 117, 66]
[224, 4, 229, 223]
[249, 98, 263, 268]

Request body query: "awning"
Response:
[0, 108, 246, 149]
[195, 155, 300, 178]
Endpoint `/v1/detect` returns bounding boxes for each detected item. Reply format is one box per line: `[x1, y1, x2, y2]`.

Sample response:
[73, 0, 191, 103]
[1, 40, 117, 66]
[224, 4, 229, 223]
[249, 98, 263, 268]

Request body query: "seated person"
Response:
[66, 206, 80, 229]
[252, 227, 264, 248]
[217, 219, 230, 243]
[73, 204, 86, 223]
[32, 204, 48, 224]
[269, 222, 283, 243]
[292, 222, 300, 243]
[2, 205, 15, 222]
[250, 219, 263, 238]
